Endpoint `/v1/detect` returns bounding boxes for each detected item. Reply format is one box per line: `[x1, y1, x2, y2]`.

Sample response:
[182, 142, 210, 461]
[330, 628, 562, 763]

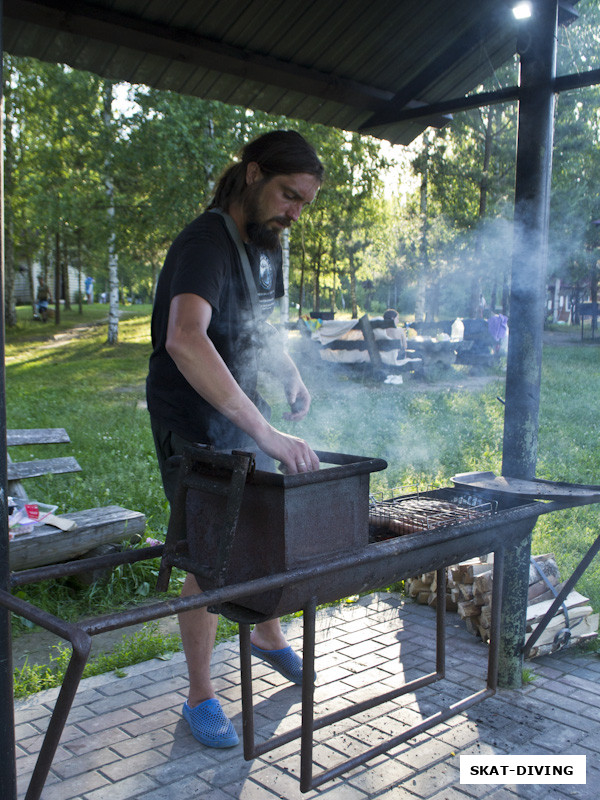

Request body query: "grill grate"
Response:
[369, 492, 496, 541]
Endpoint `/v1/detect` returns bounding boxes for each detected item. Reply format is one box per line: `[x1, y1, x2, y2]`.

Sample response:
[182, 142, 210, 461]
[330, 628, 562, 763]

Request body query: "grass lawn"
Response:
[4, 306, 600, 691]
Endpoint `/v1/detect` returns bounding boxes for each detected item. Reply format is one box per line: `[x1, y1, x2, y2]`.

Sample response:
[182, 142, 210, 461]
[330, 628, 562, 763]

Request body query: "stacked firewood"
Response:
[525, 554, 599, 657]
[406, 553, 599, 657]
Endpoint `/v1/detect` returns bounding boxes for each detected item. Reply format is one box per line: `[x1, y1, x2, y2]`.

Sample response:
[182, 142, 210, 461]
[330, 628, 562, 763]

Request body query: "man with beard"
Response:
[146, 130, 323, 748]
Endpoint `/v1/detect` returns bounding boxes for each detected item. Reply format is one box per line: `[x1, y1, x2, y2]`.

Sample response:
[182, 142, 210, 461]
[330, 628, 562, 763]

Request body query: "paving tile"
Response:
[128, 690, 187, 717]
[83, 689, 149, 717]
[390, 787, 463, 800]
[119, 708, 181, 737]
[99, 748, 169, 782]
[83, 772, 159, 800]
[64, 726, 132, 757]
[343, 753, 414, 794]
[531, 700, 600, 729]
[110, 727, 174, 758]
[51, 746, 121, 780]
[315, 679, 357, 703]
[338, 640, 386, 660]
[136, 674, 188, 699]
[75, 706, 140, 735]
[92, 672, 155, 697]
[14, 721, 41, 741]
[191, 753, 266, 788]
[141, 774, 213, 800]
[435, 720, 490, 750]
[19, 721, 89, 755]
[399, 761, 461, 798]
[529, 723, 588, 750]
[397, 736, 457, 770]
[146, 739, 224, 786]
[31, 769, 109, 800]
[193, 787, 238, 800]
[223, 773, 298, 799]
[249, 763, 322, 798]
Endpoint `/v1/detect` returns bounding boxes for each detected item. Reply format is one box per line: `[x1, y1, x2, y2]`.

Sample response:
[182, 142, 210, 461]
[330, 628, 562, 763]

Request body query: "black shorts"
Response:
[150, 417, 275, 504]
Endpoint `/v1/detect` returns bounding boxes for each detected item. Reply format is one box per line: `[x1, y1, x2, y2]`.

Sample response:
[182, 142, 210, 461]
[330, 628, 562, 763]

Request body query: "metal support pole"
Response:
[499, 0, 558, 688]
[299, 598, 317, 793]
[0, 1, 19, 793]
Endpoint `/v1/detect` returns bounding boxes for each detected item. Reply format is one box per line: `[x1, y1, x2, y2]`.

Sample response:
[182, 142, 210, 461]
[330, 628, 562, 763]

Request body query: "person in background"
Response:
[146, 130, 324, 749]
[85, 275, 94, 304]
[382, 308, 408, 360]
[36, 274, 51, 322]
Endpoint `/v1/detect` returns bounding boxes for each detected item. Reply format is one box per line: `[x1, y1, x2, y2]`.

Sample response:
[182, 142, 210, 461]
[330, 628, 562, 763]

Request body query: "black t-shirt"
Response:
[146, 211, 284, 447]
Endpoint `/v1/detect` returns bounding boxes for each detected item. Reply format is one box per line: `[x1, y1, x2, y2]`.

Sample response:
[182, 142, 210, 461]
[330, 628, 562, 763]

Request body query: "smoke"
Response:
[257, 329, 459, 491]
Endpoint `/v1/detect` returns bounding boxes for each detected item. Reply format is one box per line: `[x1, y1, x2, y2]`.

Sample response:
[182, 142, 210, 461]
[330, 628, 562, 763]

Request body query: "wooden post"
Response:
[0, 2, 19, 794]
[499, 0, 558, 689]
[358, 314, 384, 376]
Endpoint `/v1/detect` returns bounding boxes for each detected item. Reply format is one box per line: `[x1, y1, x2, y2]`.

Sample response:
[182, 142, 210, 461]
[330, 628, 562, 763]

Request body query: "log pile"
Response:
[406, 553, 599, 658]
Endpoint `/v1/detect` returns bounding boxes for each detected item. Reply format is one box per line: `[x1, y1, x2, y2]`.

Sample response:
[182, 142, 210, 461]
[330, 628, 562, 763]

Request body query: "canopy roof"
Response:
[1, 0, 579, 145]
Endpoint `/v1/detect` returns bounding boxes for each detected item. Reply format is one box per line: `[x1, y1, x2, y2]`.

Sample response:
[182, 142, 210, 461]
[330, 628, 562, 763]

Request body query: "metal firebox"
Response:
[157, 446, 387, 619]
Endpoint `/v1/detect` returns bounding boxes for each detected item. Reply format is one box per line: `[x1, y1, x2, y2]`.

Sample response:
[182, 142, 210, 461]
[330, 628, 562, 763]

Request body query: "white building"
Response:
[14, 262, 86, 305]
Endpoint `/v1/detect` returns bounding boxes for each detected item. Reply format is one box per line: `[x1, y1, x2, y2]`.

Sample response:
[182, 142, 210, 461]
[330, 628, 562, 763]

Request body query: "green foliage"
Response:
[521, 667, 537, 685]
[13, 622, 183, 698]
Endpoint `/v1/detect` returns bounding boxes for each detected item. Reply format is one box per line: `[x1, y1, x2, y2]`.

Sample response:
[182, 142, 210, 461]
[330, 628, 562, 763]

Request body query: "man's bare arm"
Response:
[165, 293, 319, 472]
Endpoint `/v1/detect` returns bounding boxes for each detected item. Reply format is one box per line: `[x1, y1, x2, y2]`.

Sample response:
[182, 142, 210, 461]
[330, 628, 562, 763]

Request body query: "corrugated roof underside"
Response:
[2, 0, 521, 144]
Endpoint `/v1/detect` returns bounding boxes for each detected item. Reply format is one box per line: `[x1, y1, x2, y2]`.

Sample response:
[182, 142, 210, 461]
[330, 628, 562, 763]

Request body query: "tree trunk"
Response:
[104, 82, 119, 345]
[426, 279, 439, 321]
[151, 259, 159, 301]
[552, 277, 561, 323]
[502, 267, 510, 315]
[3, 68, 17, 328]
[27, 257, 35, 318]
[54, 231, 61, 325]
[470, 109, 495, 318]
[298, 222, 306, 317]
[280, 228, 290, 327]
[349, 251, 358, 319]
[416, 135, 430, 323]
[414, 278, 426, 323]
[77, 229, 83, 314]
[62, 234, 71, 311]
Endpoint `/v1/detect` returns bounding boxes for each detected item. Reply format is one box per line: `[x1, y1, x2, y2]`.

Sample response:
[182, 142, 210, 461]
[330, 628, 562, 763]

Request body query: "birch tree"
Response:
[103, 81, 119, 344]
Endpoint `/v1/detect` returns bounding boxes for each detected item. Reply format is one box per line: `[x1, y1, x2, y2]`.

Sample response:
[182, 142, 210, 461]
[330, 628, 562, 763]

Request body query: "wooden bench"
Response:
[9, 506, 146, 571]
[7, 428, 146, 572]
[7, 428, 82, 499]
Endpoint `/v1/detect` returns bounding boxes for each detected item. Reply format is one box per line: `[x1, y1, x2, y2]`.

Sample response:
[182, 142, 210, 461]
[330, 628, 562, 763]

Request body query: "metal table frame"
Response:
[239, 551, 505, 793]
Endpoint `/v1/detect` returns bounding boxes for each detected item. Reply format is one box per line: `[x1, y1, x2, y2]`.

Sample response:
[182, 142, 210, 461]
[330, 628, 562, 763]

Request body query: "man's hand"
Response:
[283, 375, 311, 421]
[254, 425, 320, 474]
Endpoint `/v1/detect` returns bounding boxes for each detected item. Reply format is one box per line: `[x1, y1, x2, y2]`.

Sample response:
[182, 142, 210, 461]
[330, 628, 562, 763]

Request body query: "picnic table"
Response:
[305, 315, 422, 379]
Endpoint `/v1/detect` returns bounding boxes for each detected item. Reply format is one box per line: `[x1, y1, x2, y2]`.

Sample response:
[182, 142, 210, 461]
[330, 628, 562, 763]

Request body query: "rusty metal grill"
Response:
[369, 491, 497, 541]
[7, 451, 600, 800]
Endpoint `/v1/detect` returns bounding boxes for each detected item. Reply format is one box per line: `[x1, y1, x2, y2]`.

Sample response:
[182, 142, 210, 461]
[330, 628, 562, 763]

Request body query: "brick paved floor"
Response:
[14, 593, 600, 800]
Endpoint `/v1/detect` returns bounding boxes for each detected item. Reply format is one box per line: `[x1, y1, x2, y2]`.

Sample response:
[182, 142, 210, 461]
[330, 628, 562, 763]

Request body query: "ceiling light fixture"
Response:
[512, 1, 533, 20]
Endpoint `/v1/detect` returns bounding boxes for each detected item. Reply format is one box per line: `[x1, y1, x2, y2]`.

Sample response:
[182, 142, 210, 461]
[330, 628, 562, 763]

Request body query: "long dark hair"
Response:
[208, 130, 324, 211]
